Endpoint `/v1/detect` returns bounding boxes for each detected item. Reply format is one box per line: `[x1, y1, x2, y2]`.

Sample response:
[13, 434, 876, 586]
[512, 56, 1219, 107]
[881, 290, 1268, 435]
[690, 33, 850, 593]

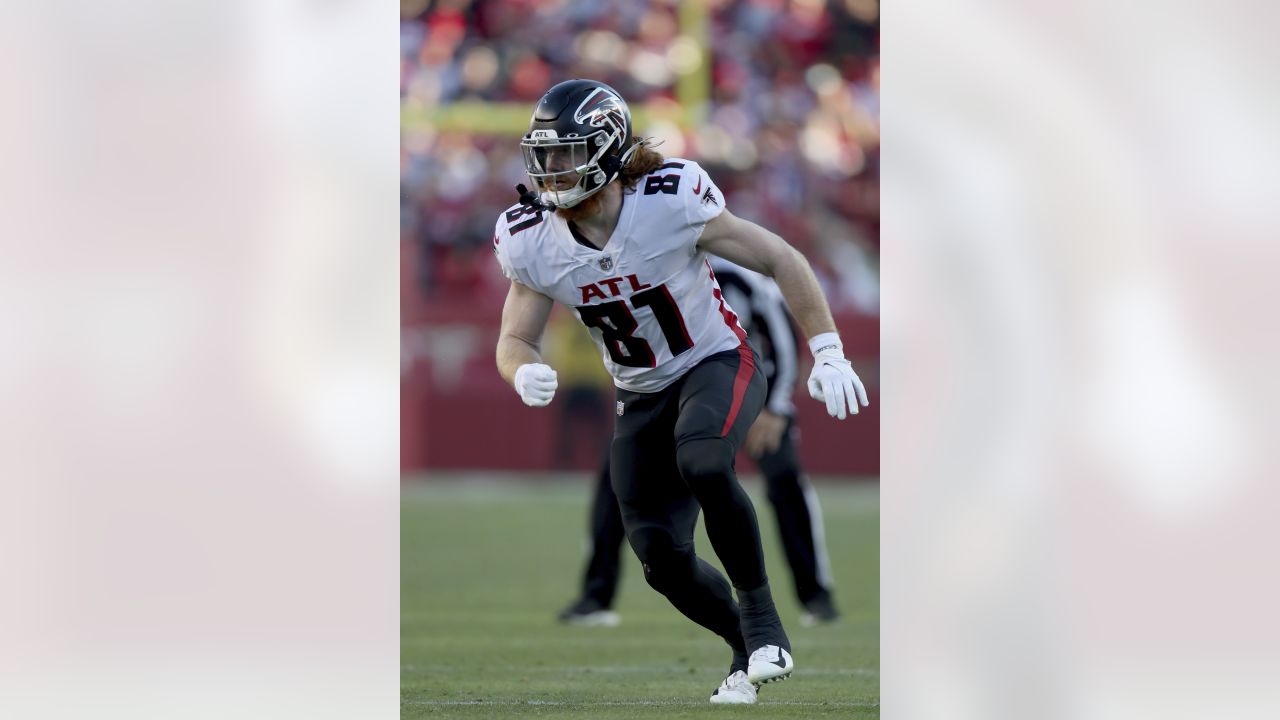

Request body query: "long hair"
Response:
[617, 141, 666, 193]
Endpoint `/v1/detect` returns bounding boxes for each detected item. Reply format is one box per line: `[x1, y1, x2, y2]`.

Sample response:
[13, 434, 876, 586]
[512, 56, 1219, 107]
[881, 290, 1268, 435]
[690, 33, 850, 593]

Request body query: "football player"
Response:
[493, 79, 867, 704]
[558, 257, 843, 631]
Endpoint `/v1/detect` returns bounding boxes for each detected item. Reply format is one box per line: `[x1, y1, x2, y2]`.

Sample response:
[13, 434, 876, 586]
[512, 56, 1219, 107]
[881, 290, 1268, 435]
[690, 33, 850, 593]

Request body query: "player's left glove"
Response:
[806, 332, 868, 420]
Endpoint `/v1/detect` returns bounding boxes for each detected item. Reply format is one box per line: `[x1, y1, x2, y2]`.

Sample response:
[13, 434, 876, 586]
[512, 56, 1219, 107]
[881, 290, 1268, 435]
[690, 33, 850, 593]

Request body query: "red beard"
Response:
[555, 185, 609, 223]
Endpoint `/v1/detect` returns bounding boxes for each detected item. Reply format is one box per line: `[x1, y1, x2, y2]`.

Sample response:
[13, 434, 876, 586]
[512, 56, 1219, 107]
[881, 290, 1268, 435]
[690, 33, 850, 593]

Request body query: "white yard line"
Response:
[402, 663, 877, 676]
[404, 699, 879, 708]
[403, 635, 876, 649]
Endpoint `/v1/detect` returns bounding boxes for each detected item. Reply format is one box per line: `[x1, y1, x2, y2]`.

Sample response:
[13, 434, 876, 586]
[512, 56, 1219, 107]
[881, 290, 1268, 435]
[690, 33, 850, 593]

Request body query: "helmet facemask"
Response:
[520, 128, 620, 209]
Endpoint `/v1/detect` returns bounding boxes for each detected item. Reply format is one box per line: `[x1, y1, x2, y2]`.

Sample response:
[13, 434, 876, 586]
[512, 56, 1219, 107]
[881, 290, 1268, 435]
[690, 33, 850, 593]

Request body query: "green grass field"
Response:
[402, 474, 879, 718]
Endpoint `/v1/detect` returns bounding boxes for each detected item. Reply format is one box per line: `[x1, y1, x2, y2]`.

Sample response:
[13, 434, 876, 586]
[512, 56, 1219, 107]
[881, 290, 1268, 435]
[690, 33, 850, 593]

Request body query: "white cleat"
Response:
[746, 645, 794, 685]
[562, 609, 620, 627]
[709, 670, 757, 704]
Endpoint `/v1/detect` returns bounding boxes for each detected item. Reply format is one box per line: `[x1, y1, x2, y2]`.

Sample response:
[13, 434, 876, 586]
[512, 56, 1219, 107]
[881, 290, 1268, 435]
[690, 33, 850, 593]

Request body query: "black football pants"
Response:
[578, 415, 833, 611]
[608, 346, 788, 660]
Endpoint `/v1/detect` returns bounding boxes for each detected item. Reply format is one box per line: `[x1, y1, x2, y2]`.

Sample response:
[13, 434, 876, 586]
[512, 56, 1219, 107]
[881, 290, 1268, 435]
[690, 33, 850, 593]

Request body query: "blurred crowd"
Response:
[401, 0, 879, 314]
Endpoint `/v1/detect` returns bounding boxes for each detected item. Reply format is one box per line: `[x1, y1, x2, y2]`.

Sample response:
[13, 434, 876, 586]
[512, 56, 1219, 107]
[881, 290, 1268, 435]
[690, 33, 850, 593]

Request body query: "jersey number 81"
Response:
[577, 284, 693, 368]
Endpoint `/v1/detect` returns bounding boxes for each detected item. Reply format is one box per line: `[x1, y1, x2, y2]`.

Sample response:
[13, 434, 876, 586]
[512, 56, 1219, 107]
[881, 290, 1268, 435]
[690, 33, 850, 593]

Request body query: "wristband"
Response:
[808, 332, 843, 357]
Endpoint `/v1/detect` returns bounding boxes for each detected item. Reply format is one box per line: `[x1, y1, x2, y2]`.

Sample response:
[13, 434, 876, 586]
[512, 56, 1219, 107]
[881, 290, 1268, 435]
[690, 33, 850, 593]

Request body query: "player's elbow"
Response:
[759, 237, 806, 279]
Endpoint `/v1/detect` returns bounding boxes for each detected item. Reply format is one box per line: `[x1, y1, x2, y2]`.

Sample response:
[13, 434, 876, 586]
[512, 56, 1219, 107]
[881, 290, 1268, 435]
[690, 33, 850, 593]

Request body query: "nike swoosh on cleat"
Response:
[772, 656, 788, 668]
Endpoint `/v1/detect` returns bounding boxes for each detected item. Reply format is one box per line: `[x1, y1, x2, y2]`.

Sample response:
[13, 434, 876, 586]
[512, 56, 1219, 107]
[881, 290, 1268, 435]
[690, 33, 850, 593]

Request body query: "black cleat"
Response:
[800, 593, 841, 627]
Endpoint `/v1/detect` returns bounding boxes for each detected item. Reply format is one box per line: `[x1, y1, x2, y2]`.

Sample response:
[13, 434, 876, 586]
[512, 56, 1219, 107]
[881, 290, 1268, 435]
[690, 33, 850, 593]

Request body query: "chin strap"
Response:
[515, 183, 554, 211]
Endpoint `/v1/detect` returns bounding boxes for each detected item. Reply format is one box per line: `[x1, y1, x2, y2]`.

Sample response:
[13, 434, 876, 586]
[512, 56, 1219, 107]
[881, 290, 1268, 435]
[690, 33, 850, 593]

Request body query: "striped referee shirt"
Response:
[709, 256, 800, 417]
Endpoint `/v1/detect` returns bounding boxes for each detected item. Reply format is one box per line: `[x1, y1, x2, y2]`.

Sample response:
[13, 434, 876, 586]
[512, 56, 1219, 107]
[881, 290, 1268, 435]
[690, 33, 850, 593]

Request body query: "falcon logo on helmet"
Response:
[519, 79, 635, 210]
[574, 88, 628, 139]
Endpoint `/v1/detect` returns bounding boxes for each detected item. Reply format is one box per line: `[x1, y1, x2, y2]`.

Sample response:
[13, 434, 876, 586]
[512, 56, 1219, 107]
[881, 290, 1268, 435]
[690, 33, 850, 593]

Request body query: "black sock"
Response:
[730, 644, 749, 675]
[737, 581, 790, 652]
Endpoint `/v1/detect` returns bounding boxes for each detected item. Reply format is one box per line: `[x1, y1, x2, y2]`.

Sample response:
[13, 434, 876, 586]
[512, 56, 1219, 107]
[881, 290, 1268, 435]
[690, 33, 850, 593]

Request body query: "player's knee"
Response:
[630, 527, 694, 593]
[676, 438, 735, 495]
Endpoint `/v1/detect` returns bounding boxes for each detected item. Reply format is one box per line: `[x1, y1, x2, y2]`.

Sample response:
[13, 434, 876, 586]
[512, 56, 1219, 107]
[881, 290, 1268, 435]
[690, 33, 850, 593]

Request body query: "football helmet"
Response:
[521, 79, 634, 209]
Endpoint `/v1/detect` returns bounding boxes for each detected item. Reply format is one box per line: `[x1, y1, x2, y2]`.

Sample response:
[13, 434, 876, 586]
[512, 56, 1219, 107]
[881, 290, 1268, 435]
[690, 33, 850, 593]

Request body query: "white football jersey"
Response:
[493, 159, 746, 393]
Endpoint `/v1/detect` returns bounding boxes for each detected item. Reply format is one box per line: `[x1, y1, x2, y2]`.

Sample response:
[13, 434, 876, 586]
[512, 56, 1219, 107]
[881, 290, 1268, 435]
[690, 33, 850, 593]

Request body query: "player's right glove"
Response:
[513, 363, 558, 407]
[806, 333, 868, 420]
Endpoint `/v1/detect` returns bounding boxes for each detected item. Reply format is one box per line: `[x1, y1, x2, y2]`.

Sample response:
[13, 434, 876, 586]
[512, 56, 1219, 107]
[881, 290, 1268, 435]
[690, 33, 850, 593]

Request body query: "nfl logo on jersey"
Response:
[616, 401, 625, 416]
[599, 256, 613, 272]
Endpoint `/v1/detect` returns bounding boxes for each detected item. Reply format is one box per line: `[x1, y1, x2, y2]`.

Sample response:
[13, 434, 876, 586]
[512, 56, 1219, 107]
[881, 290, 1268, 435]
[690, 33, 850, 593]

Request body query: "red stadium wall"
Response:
[402, 244, 879, 476]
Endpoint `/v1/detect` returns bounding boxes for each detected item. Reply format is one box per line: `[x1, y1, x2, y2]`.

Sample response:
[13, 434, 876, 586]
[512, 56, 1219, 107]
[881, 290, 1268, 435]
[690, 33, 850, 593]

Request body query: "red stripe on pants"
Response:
[720, 342, 755, 436]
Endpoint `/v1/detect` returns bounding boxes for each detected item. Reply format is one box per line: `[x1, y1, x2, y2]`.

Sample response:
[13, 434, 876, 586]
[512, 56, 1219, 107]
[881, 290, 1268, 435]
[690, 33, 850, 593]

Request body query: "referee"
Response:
[558, 257, 840, 627]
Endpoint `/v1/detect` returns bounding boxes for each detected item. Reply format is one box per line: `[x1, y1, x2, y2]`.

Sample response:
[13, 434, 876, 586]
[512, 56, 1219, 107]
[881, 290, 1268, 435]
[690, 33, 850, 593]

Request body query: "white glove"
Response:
[513, 363, 558, 407]
[806, 333, 868, 420]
